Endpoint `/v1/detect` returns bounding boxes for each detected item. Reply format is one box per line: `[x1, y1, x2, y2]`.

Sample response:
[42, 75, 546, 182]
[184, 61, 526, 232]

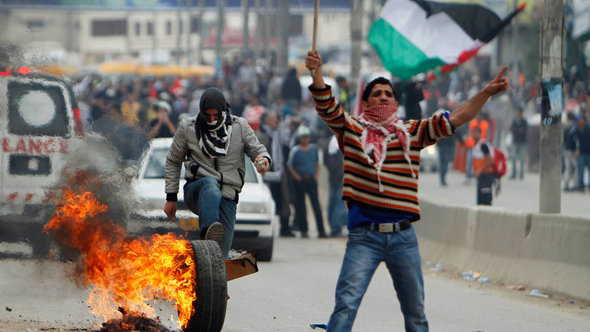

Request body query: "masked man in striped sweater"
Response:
[305, 50, 508, 332]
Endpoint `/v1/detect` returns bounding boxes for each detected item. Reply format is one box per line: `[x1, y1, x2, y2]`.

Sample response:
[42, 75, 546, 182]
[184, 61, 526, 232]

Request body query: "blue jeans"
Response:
[465, 148, 473, 179]
[437, 146, 454, 185]
[328, 182, 347, 236]
[327, 225, 428, 332]
[510, 143, 527, 179]
[184, 177, 237, 258]
[577, 154, 590, 189]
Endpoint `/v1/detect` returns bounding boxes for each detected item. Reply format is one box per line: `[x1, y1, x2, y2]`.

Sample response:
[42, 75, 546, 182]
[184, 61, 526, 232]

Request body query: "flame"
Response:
[44, 171, 196, 329]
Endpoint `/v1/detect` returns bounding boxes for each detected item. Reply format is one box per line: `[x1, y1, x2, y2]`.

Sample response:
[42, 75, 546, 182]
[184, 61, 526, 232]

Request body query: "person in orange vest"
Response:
[464, 113, 490, 182]
[471, 126, 495, 205]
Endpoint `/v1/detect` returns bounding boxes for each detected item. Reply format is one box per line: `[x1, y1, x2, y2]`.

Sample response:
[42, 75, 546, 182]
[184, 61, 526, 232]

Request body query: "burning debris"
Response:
[44, 170, 197, 330]
[100, 307, 172, 332]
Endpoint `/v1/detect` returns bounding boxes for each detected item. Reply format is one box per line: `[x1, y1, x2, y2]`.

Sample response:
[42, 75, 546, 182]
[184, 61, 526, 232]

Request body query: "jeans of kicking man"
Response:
[327, 224, 428, 332]
[184, 176, 236, 258]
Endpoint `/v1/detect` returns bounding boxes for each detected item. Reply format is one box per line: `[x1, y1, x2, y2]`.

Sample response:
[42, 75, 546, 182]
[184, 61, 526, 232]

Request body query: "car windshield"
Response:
[143, 148, 257, 183]
[143, 148, 169, 179]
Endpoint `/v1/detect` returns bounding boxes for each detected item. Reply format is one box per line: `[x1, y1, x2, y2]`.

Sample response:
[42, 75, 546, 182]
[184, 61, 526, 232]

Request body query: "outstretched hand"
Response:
[482, 66, 509, 97]
[305, 50, 322, 73]
[305, 50, 326, 89]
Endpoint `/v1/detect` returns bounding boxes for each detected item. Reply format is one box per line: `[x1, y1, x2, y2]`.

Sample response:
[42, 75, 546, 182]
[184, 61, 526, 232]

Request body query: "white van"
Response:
[0, 68, 83, 257]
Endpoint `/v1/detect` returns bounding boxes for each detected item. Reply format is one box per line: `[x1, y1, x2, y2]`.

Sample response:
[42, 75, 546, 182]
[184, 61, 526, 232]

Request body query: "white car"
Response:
[129, 138, 277, 261]
[420, 144, 439, 172]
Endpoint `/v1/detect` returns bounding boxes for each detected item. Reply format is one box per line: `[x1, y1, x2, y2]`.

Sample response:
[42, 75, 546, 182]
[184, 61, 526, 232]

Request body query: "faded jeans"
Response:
[327, 182, 347, 236]
[184, 177, 237, 258]
[510, 143, 527, 179]
[327, 225, 428, 332]
[577, 154, 590, 189]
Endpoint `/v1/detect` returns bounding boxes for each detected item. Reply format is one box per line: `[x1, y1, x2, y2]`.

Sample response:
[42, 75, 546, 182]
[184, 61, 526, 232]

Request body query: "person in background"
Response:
[324, 134, 348, 237]
[305, 49, 508, 332]
[572, 114, 590, 192]
[563, 112, 578, 191]
[256, 110, 295, 237]
[463, 112, 489, 184]
[509, 107, 528, 180]
[147, 101, 176, 139]
[471, 127, 495, 205]
[435, 96, 462, 186]
[164, 88, 271, 258]
[401, 81, 424, 120]
[281, 67, 302, 111]
[335, 76, 352, 112]
[120, 91, 141, 127]
[287, 126, 328, 238]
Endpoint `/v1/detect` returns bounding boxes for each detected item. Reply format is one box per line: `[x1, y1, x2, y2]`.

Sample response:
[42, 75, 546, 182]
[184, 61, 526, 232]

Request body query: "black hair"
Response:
[362, 76, 397, 101]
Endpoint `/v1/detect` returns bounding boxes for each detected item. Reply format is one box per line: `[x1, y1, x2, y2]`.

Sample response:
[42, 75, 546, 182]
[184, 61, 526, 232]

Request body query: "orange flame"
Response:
[44, 171, 196, 329]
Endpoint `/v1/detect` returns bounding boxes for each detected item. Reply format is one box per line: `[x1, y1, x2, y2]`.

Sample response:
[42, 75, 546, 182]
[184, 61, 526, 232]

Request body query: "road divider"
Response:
[415, 198, 590, 301]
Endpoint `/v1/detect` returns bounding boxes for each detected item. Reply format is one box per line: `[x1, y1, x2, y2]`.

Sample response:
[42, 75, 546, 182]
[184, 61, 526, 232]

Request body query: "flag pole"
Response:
[312, 0, 319, 52]
[311, 0, 319, 76]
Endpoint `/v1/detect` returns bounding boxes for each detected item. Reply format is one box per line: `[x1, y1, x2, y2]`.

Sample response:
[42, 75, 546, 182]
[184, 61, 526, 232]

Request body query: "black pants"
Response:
[477, 173, 495, 205]
[292, 176, 326, 235]
[268, 180, 291, 234]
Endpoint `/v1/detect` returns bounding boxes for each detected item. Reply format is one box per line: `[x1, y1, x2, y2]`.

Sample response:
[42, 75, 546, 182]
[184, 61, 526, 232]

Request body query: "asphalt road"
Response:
[1, 235, 589, 331]
[1, 170, 589, 331]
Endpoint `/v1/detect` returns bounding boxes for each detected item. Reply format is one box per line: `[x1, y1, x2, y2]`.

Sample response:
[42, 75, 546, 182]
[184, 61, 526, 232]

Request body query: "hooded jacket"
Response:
[165, 115, 270, 202]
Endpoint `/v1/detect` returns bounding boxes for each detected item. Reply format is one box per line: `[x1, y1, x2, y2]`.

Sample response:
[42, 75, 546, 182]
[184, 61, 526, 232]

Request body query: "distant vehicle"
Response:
[130, 138, 277, 261]
[420, 144, 439, 172]
[0, 68, 84, 257]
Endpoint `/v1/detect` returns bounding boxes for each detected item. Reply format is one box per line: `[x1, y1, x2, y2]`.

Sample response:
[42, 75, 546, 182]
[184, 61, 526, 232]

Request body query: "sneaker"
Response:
[202, 222, 224, 244]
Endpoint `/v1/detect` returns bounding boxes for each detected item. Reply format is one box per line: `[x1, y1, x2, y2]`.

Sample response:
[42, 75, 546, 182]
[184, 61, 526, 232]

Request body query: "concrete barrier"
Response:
[415, 198, 590, 301]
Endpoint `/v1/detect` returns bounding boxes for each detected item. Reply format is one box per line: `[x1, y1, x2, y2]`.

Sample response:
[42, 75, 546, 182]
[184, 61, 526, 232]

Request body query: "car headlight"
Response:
[238, 202, 268, 214]
[425, 145, 436, 155]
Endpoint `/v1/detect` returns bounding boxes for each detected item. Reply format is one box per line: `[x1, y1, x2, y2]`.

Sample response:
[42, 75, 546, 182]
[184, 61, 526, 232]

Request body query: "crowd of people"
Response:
[64, 48, 590, 331]
[70, 52, 590, 240]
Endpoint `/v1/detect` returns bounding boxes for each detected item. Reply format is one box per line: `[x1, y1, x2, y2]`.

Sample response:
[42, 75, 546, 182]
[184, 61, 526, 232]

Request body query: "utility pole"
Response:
[242, 0, 250, 54]
[276, 0, 289, 72]
[177, 0, 183, 64]
[511, 0, 519, 86]
[216, 0, 224, 77]
[539, 0, 563, 213]
[197, 0, 205, 64]
[350, 0, 363, 92]
[264, 0, 271, 68]
[186, 0, 192, 65]
[253, 0, 261, 66]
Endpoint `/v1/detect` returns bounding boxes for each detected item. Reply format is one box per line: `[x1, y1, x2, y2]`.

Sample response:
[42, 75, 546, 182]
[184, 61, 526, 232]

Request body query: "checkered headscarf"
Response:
[358, 104, 415, 191]
[196, 88, 233, 158]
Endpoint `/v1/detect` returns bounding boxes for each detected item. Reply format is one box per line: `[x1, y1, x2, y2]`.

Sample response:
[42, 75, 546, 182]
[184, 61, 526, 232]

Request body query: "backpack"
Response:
[493, 148, 507, 178]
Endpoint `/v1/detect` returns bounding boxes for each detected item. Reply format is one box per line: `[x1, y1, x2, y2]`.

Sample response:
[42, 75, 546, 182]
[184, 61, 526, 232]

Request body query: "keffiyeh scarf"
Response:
[358, 104, 415, 192]
[196, 88, 233, 158]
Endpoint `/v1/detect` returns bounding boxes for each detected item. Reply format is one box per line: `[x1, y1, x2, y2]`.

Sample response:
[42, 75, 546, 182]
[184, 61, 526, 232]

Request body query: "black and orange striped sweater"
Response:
[310, 85, 455, 221]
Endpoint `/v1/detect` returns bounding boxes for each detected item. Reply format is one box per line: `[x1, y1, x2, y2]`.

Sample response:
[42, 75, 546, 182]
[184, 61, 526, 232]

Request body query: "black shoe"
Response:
[318, 233, 329, 238]
[280, 231, 296, 237]
[301, 232, 309, 238]
[202, 222, 224, 244]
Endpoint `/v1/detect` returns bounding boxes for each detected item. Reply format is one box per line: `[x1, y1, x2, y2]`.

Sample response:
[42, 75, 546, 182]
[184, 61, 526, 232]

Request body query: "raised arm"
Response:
[449, 66, 509, 128]
[305, 50, 326, 89]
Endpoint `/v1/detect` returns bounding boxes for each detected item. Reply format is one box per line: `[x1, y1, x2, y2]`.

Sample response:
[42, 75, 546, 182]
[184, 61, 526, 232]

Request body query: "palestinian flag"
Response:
[368, 0, 525, 81]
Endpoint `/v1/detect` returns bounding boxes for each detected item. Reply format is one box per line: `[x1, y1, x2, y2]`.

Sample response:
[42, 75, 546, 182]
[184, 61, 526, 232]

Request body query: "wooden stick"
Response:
[311, 0, 320, 76]
[312, 0, 319, 51]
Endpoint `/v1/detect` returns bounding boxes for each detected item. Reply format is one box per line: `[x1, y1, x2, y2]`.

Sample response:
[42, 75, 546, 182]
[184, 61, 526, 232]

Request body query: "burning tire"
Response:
[185, 240, 227, 332]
